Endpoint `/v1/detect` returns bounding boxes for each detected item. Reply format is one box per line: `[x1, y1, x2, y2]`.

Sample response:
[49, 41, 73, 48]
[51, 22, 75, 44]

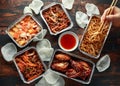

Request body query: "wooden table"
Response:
[0, 0, 120, 86]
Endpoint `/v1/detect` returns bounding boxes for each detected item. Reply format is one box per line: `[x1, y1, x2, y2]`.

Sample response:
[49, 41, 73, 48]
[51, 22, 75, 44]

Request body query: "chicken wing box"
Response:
[49, 49, 95, 84]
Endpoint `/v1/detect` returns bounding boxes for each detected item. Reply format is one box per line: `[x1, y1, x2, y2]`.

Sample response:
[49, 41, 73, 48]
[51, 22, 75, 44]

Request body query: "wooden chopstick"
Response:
[107, 0, 118, 15]
[98, 0, 118, 32]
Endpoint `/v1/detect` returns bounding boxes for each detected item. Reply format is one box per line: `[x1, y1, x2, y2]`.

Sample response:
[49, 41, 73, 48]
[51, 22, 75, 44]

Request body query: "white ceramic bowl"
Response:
[58, 31, 79, 52]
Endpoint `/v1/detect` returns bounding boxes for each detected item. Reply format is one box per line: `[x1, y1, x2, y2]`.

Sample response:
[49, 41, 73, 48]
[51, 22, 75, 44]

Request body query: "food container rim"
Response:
[13, 47, 47, 84]
[49, 49, 95, 84]
[40, 2, 73, 35]
[6, 13, 43, 48]
[78, 15, 112, 59]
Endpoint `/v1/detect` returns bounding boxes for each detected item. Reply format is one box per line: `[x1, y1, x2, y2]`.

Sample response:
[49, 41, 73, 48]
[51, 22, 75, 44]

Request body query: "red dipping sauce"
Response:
[59, 31, 79, 51]
[60, 34, 76, 50]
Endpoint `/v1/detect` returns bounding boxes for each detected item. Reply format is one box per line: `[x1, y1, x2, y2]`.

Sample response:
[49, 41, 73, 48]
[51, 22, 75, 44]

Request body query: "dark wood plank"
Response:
[0, 0, 120, 86]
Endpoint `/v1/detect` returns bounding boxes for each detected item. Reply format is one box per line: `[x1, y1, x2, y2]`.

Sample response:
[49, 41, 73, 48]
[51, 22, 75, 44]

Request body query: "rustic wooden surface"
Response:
[0, 0, 120, 86]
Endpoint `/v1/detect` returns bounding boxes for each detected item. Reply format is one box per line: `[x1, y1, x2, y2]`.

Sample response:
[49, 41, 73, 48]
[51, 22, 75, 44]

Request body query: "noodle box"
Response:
[78, 15, 112, 59]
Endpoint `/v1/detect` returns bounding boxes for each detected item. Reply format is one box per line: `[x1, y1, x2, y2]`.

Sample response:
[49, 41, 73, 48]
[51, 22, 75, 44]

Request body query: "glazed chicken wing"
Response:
[71, 60, 83, 72]
[66, 69, 80, 78]
[70, 60, 92, 80]
[52, 62, 69, 72]
[55, 53, 71, 61]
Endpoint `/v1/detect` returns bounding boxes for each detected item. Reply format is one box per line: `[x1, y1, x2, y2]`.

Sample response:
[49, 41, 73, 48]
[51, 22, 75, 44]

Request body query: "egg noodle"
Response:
[80, 16, 110, 57]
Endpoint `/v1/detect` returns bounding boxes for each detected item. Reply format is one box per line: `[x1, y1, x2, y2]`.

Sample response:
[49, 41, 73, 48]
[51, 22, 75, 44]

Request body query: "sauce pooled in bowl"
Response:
[59, 31, 79, 51]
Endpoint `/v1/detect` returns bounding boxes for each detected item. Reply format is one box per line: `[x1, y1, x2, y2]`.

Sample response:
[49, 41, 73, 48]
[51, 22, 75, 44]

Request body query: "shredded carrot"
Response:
[27, 73, 41, 81]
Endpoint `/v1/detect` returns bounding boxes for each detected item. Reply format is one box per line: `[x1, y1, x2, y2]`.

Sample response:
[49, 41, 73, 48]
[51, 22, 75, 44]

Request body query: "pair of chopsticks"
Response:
[98, 0, 118, 32]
